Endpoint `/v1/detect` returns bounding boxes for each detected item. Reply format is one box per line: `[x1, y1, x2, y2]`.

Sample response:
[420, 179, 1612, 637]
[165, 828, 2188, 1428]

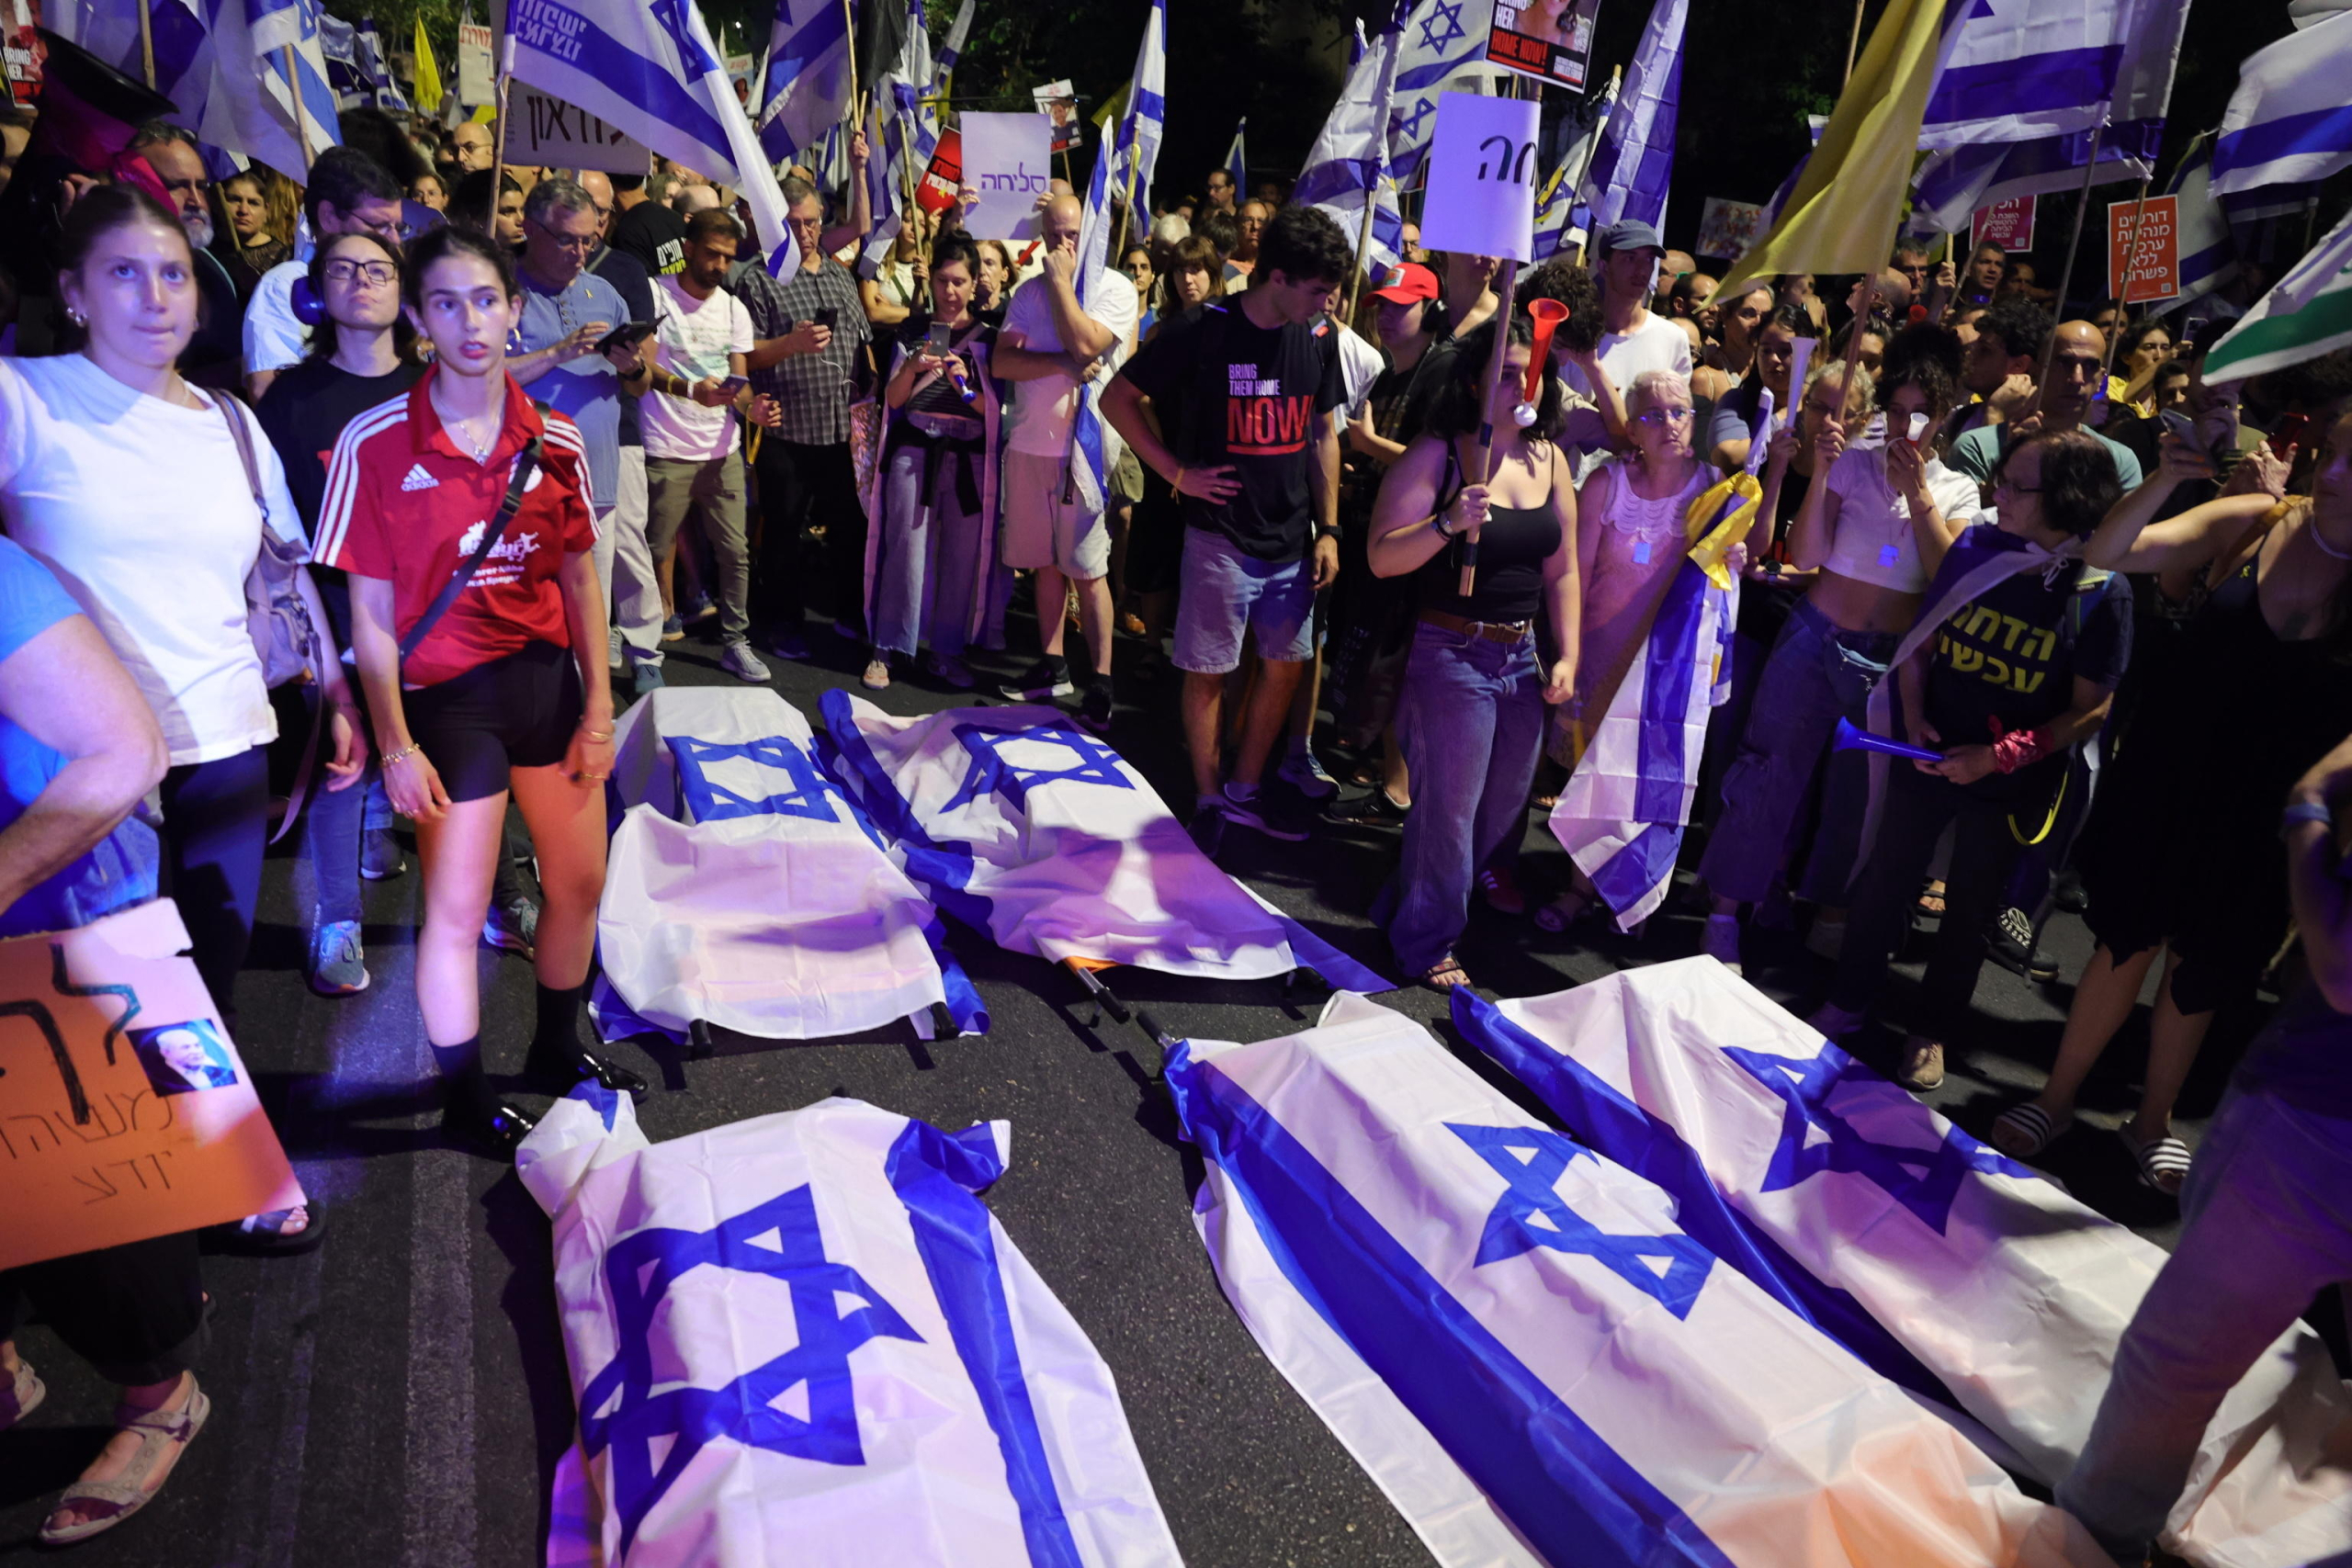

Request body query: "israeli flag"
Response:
[2152, 131, 2239, 319]
[1581, 0, 1685, 233]
[1453, 961, 2352, 1568]
[2211, 6, 2352, 197]
[821, 693, 1385, 991]
[1548, 472, 1742, 931]
[508, 0, 799, 275]
[49, 0, 215, 123]
[354, 17, 406, 109]
[1223, 116, 1247, 193]
[593, 688, 984, 1048]
[1533, 74, 1616, 263]
[1386, 0, 1496, 186]
[1296, 15, 1405, 282]
[935, 0, 975, 77]
[519, 1089, 1185, 1568]
[757, 0, 850, 167]
[1167, 992, 2109, 1568]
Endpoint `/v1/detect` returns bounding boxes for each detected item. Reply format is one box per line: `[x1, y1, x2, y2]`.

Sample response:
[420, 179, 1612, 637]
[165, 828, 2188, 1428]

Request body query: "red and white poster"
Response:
[2109, 195, 2180, 306]
[1970, 196, 2036, 254]
[2, 0, 40, 107]
[917, 127, 963, 214]
[1488, 0, 1603, 89]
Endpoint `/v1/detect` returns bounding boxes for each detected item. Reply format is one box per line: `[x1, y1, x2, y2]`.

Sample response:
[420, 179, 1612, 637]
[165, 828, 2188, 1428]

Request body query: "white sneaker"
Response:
[1276, 749, 1340, 799]
[719, 642, 770, 682]
[1702, 913, 1743, 975]
[862, 657, 891, 690]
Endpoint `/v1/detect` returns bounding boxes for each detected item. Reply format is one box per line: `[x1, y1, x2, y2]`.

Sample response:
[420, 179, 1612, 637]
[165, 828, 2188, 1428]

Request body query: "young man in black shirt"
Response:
[1106, 205, 1351, 853]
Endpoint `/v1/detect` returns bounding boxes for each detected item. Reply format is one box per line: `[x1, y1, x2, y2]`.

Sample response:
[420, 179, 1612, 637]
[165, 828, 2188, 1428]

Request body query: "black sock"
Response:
[1042, 651, 1069, 675]
[430, 1036, 498, 1118]
[531, 981, 586, 1064]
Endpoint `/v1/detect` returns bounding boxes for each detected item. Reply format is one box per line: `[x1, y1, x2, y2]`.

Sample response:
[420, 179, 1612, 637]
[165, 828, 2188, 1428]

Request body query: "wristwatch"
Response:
[1315, 524, 1341, 542]
[2283, 799, 2335, 838]
[1432, 510, 1457, 541]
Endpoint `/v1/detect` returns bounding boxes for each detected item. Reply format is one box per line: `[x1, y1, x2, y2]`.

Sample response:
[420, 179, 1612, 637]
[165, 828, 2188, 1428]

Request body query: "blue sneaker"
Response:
[662, 615, 685, 643]
[630, 660, 666, 699]
[308, 919, 369, 996]
[765, 629, 812, 662]
[483, 895, 538, 959]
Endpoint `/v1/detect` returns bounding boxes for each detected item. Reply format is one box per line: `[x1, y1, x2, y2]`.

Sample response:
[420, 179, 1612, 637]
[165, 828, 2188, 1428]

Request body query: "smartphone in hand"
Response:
[717, 374, 750, 396]
[594, 320, 657, 356]
[923, 318, 955, 355]
[812, 305, 840, 331]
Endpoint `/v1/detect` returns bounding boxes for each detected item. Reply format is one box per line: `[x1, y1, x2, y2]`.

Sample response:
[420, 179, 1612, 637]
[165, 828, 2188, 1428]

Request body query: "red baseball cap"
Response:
[1369, 262, 1440, 304]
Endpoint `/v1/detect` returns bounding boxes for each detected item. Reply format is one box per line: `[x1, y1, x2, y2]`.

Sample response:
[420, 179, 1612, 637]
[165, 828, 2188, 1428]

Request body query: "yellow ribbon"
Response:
[1684, 472, 1760, 591]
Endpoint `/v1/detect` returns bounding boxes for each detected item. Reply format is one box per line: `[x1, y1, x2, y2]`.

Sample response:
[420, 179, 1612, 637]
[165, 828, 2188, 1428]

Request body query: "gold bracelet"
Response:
[578, 728, 614, 742]
[382, 742, 423, 766]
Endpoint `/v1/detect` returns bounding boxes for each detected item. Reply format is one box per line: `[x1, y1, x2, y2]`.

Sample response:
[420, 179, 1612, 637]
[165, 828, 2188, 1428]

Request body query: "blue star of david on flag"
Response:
[650, 0, 722, 75]
[576, 1183, 922, 1556]
[666, 734, 846, 826]
[1449, 1123, 1713, 1320]
[1393, 94, 1438, 148]
[941, 720, 1136, 814]
[1418, 0, 1466, 53]
[1724, 1045, 2037, 1236]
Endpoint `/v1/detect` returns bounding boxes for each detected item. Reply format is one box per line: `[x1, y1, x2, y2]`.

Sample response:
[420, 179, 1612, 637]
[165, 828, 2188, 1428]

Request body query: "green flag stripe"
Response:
[2205, 283, 2352, 380]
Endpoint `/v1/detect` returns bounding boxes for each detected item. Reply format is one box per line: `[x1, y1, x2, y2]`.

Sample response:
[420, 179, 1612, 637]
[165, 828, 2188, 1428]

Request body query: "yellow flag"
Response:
[1093, 80, 1129, 133]
[412, 17, 444, 115]
[1716, 0, 1951, 298]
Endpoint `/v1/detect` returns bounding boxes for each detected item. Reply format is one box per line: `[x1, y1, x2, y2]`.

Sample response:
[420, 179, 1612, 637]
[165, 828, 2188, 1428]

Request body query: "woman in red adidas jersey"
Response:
[320, 226, 640, 1154]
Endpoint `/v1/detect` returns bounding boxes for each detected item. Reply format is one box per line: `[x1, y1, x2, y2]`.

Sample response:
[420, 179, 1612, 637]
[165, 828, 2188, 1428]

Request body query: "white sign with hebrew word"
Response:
[508, 84, 651, 173]
[959, 110, 1051, 243]
[1420, 92, 1543, 264]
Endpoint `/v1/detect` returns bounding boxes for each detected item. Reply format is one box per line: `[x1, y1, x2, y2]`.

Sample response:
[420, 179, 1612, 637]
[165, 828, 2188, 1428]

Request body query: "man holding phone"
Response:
[642, 207, 781, 683]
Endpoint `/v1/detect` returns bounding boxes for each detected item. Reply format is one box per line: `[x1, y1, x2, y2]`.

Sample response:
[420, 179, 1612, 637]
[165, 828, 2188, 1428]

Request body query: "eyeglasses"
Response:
[527, 219, 598, 254]
[1633, 407, 1694, 426]
[323, 259, 398, 286]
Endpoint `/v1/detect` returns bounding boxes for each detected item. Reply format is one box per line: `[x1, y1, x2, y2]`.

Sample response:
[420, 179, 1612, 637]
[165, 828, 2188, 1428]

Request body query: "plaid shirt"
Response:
[734, 258, 870, 446]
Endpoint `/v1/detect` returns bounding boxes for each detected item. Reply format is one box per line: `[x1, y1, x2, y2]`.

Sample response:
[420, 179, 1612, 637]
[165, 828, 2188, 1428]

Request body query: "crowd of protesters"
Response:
[0, 83, 2348, 1562]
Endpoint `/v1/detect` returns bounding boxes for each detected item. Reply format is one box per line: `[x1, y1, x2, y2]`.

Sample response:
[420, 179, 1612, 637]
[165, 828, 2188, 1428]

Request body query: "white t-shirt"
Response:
[640, 275, 756, 463]
[1566, 310, 1693, 402]
[1334, 323, 1384, 421]
[0, 355, 308, 765]
[1001, 266, 1140, 457]
[243, 259, 310, 375]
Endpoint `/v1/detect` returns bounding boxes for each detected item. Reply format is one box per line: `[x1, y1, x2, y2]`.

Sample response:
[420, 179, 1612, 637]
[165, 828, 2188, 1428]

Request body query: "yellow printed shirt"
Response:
[1922, 522, 2133, 796]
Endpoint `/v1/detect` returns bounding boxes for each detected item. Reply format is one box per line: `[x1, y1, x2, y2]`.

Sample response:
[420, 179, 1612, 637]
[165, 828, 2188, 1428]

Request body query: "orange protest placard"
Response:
[2109, 196, 2180, 307]
[0, 899, 301, 1269]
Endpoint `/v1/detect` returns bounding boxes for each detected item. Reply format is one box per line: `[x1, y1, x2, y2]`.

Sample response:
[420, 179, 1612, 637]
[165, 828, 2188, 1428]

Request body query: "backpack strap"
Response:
[397, 404, 551, 666]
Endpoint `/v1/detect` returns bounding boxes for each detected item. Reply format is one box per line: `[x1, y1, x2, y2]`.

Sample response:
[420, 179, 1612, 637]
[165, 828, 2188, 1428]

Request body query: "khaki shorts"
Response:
[1000, 448, 1111, 580]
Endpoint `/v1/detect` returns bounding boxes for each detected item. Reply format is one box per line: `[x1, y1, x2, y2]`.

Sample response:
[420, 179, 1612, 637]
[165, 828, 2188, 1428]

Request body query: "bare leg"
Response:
[1182, 669, 1225, 799]
[2031, 943, 2163, 1120]
[411, 794, 508, 1047]
[506, 761, 607, 992]
[1382, 724, 1411, 807]
[44, 1371, 197, 1533]
[1234, 657, 1305, 790]
[1286, 644, 1324, 750]
[1073, 571, 1115, 678]
[1033, 566, 1070, 660]
[2135, 952, 2215, 1142]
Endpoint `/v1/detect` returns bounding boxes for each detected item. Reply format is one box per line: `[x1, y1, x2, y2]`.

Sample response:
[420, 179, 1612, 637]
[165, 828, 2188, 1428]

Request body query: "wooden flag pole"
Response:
[1112, 123, 1144, 270]
[1842, 0, 1867, 87]
[137, 0, 155, 87]
[485, 35, 514, 233]
[1459, 74, 1533, 600]
[281, 46, 315, 175]
[2103, 174, 2154, 384]
[1343, 177, 1379, 325]
[842, 0, 861, 122]
[2036, 119, 2106, 392]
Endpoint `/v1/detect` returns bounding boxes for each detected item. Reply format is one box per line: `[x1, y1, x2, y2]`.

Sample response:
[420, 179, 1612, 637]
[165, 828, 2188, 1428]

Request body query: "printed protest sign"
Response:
[918, 127, 964, 214]
[961, 111, 1050, 242]
[1032, 79, 1080, 153]
[1971, 195, 2036, 254]
[1420, 92, 1543, 264]
[2109, 195, 2180, 306]
[1488, 0, 1602, 89]
[457, 19, 495, 107]
[508, 85, 651, 173]
[1695, 197, 1764, 262]
[0, 899, 301, 1270]
[3, 0, 40, 106]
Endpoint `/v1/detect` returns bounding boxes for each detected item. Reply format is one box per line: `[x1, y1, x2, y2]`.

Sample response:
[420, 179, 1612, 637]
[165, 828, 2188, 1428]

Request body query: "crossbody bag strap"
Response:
[211, 391, 266, 503]
[214, 391, 322, 844]
[397, 429, 548, 664]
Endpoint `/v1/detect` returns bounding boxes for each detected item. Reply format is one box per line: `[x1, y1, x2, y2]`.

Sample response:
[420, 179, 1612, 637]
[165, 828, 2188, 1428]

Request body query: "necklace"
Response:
[2307, 505, 2352, 562]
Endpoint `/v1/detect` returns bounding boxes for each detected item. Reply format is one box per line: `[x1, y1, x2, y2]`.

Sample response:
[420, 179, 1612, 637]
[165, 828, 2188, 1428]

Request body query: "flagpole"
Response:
[1460, 74, 1530, 600]
[843, 0, 865, 125]
[280, 47, 315, 175]
[486, 36, 514, 232]
[1842, 0, 1866, 86]
[1112, 125, 1143, 269]
[2104, 174, 2154, 382]
[137, 0, 155, 88]
[2038, 120, 2106, 389]
[1344, 180, 1379, 325]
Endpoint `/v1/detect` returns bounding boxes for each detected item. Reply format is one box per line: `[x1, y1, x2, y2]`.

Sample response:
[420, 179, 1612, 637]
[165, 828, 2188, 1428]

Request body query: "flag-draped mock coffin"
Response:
[595, 687, 984, 1043]
[820, 692, 1385, 989]
[518, 1086, 1185, 1568]
[1453, 960, 2352, 1568]
[1164, 992, 2109, 1568]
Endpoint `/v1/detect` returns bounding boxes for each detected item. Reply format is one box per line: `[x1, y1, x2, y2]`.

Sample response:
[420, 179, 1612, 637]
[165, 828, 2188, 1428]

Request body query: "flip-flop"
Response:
[1420, 956, 1473, 992]
[1989, 1102, 2071, 1160]
[2120, 1117, 2192, 1195]
[40, 1380, 210, 1546]
[211, 1203, 328, 1258]
[1533, 890, 1592, 934]
[2, 1358, 44, 1431]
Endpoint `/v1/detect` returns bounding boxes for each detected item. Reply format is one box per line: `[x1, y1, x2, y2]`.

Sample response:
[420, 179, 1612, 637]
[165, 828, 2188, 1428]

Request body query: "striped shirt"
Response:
[734, 257, 870, 446]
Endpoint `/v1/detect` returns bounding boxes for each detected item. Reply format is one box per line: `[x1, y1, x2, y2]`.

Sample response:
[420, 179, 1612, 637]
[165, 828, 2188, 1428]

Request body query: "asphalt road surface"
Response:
[0, 611, 2265, 1566]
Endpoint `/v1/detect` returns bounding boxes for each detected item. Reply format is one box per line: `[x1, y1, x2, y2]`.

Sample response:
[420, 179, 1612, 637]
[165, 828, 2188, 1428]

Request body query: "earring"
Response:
[65, 307, 85, 326]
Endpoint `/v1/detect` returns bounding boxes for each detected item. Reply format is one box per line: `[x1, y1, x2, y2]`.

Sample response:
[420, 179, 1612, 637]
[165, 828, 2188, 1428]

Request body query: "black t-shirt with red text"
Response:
[1118, 300, 1345, 561]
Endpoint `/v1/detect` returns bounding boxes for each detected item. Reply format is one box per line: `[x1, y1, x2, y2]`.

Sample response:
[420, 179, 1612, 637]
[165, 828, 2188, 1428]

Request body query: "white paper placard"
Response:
[959, 111, 1051, 243]
[505, 85, 651, 173]
[1419, 92, 1542, 263]
[457, 19, 495, 108]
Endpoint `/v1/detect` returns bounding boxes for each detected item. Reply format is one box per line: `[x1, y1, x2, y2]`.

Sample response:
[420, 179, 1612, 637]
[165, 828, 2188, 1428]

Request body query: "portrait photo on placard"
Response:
[130, 1019, 242, 1096]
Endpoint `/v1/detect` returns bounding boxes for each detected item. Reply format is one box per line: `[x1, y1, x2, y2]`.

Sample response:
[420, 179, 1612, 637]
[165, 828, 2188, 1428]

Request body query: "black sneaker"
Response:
[1077, 679, 1114, 735]
[997, 659, 1075, 701]
[1987, 906, 2058, 983]
[526, 1043, 649, 1098]
[1186, 800, 1228, 857]
[443, 1087, 537, 1156]
[1219, 786, 1311, 841]
[1325, 787, 1408, 827]
[360, 826, 405, 880]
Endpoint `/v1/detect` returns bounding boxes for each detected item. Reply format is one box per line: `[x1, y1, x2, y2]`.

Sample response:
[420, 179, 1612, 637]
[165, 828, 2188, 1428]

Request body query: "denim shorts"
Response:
[1172, 527, 1315, 673]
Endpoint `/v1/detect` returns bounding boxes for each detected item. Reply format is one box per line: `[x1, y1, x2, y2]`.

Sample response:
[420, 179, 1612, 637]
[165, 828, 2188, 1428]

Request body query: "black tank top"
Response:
[1416, 446, 1562, 623]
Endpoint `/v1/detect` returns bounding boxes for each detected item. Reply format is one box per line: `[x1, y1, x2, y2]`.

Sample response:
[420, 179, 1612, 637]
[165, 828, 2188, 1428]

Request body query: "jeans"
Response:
[157, 747, 268, 1031]
[645, 451, 751, 645]
[604, 446, 665, 667]
[1700, 597, 1896, 907]
[2056, 1087, 2352, 1560]
[874, 441, 988, 659]
[1828, 763, 2043, 1029]
[1385, 622, 1544, 975]
[300, 752, 391, 930]
[752, 437, 867, 637]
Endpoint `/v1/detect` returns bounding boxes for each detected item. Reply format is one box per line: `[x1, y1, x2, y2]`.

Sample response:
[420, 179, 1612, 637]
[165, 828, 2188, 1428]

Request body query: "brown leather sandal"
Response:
[40, 1377, 209, 1546]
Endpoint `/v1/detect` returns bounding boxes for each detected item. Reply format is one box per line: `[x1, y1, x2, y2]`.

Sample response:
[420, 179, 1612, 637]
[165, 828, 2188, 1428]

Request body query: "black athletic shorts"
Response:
[404, 639, 582, 802]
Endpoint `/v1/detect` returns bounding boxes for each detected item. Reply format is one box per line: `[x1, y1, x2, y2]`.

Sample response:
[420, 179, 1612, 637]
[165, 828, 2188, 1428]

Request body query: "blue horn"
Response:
[1833, 716, 1945, 764]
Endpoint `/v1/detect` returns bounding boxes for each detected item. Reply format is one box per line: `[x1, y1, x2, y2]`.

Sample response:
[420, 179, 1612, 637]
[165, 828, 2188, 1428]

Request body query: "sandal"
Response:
[1896, 1035, 1945, 1092]
[1989, 1101, 2072, 1160]
[1420, 956, 1473, 991]
[212, 1202, 328, 1258]
[40, 1376, 210, 1546]
[1477, 866, 1526, 915]
[3, 1357, 44, 1431]
[2120, 1117, 2192, 1195]
[1916, 880, 1947, 919]
[1533, 887, 1597, 934]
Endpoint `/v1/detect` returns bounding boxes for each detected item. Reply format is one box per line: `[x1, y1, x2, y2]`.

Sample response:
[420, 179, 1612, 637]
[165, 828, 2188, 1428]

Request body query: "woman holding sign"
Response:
[1367, 316, 1579, 989]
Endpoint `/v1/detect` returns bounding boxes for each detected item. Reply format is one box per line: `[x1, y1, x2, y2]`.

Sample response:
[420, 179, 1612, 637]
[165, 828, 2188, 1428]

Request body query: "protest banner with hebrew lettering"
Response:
[1420, 92, 1543, 264]
[1971, 195, 2036, 254]
[508, 84, 651, 172]
[918, 127, 964, 214]
[457, 19, 496, 107]
[1488, 0, 1602, 89]
[961, 111, 1050, 242]
[2109, 195, 2180, 306]
[0, 900, 301, 1270]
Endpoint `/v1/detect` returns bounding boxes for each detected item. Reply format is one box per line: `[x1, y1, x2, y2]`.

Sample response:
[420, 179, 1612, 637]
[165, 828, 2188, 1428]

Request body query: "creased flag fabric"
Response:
[935, 0, 974, 79]
[1166, 993, 2109, 1568]
[48, 0, 215, 125]
[1454, 961, 2352, 1568]
[2211, 7, 2352, 197]
[1224, 116, 1247, 193]
[820, 693, 1386, 991]
[354, 17, 406, 108]
[185, 0, 339, 175]
[2151, 131, 2239, 319]
[1296, 14, 1404, 281]
[508, 0, 798, 274]
[591, 687, 984, 1047]
[2202, 204, 2352, 385]
[1386, 0, 1496, 186]
[1581, 0, 1684, 233]
[1533, 72, 1615, 262]
[519, 1089, 1185, 1568]
[1716, 0, 1963, 298]
[411, 14, 443, 112]
[1548, 472, 1747, 931]
[757, 0, 850, 167]
[1917, 0, 2143, 149]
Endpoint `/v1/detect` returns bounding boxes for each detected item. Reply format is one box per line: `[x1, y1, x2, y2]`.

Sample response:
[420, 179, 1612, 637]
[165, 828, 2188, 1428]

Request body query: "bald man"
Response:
[451, 120, 493, 173]
[1949, 320, 2144, 495]
[992, 192, 1141, 730]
